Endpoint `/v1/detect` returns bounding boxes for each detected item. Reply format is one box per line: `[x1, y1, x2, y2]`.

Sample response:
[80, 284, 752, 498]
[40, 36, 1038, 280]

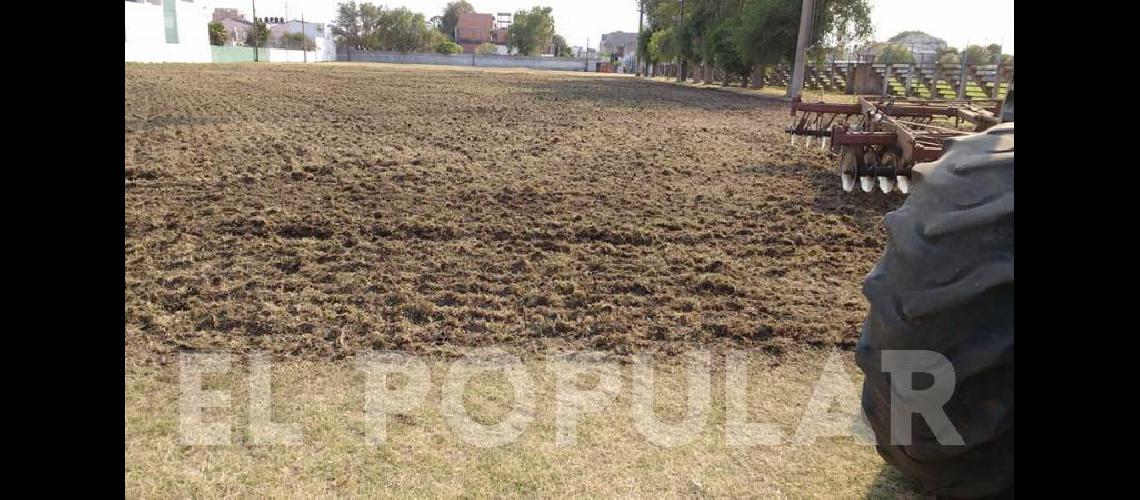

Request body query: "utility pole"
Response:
[252, 0, 259, 62]
[636, 0, 643, 77]
[302, 12, 307, 63]
[676, 0, 685, 82]
[788, 0, 815, 97]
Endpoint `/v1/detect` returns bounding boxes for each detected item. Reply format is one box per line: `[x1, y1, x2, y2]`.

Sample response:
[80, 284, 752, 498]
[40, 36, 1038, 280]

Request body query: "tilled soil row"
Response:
[125, 63, 903, 362]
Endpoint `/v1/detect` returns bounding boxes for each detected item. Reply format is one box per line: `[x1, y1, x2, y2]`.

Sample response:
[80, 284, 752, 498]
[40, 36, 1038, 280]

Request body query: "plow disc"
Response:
[786, 96, 1003, 195]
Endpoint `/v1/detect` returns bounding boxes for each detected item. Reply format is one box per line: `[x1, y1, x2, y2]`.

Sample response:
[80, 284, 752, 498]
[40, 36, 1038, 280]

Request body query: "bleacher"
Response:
[744, 62, 1010, 101]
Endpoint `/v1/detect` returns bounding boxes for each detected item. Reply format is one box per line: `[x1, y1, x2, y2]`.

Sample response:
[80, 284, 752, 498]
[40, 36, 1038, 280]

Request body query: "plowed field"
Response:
[125, 62, 904, 362]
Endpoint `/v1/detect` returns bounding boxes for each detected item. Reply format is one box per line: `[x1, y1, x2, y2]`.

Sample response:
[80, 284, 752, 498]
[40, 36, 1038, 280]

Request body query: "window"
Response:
[163, 0, 178, 44]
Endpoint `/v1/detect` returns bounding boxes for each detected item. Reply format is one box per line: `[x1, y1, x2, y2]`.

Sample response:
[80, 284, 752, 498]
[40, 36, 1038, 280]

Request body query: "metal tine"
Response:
[806, 117, 816, 148]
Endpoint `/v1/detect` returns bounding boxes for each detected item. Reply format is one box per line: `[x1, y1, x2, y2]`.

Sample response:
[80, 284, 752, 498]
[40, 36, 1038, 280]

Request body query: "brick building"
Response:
[455, 12, 494, 54]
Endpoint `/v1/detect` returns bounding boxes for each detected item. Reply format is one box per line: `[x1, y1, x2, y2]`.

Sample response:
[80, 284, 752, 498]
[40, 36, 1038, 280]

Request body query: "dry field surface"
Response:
[125, 62, 902, 362]
[125, 62, 917, 497]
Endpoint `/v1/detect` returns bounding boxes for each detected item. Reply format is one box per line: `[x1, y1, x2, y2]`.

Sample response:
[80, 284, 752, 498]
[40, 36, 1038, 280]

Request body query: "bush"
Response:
[436, 41, 463, 54]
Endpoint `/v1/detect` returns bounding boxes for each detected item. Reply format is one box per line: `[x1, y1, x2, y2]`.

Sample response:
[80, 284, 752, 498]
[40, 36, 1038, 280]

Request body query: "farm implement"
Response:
[786, 95, 1003, 194]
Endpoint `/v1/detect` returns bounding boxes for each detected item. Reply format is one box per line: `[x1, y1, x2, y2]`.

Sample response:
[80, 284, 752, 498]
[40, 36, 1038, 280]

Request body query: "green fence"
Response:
[211, 46, 269, 63]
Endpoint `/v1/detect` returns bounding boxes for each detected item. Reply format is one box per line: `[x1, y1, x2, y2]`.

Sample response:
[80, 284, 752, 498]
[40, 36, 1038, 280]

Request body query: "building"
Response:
[886, 31, 948, 58]
[599, 31, 638, 60]
[492, 12, 512, 48]
[215, 17, 254, 46]
[857, 31, 950, 64]
[269, 20, 327, 46]
[455, 12, 495, 54]
[212, 8, 243, 22]
[126, 0, 211, 62]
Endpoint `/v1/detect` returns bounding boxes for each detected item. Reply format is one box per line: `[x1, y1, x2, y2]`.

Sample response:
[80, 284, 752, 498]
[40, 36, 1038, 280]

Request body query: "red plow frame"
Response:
[787, 95, 1002, 194]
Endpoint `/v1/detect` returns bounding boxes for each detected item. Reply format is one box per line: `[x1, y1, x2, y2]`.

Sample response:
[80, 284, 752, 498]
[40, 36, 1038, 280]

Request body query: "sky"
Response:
[207, 0, 1012, 54]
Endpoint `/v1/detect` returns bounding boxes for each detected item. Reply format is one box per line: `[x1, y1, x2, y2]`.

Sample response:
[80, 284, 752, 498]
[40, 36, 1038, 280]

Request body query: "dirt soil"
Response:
[125, 63, 904, 363]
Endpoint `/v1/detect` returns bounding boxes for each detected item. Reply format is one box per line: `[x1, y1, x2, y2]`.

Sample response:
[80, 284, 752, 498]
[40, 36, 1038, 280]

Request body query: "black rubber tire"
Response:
[855, 122, 1014, 498]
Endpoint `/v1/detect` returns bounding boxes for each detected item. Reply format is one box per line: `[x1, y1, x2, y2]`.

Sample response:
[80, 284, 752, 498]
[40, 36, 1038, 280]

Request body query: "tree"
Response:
[936, 47, 959, 64]
[962, 44, 989, 64]
[639, 28, 659, 65]
[708, 19, 749, 85]
[877, 43, 915, 64]
[985, 43, 1013, 65]
[648, 28, 675, 63]
[440, 1, 475, 41]
[334, 3, 440, 53]
[282, 32, 316, 51]
[246, 18, 269, 47]
[372, 7, 431, 53]
[552, 34, 573, 57]
[208, 21, 228, 46]
[507, 6, 555, 56]
[437, 40, 464, 54]
[475, 42, 499, 55]
[736, 0, 872, 68]
[333, 1, 364, 50]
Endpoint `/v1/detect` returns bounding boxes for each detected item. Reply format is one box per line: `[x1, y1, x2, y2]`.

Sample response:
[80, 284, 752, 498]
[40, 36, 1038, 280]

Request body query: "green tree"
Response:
[962, 44, 989, 64]
[936, 47, 959, 64]
[736, 0, 871, 67]
[372, 7, 431, 53]
[552, 34, 573, 57]
[638, 28, 655, 65]
[877, 43, 915, 64]
[421, 28, 448, 52]
[648, 28, 675, 63]
[508, 6, 556, 56]
[208, 21, 228, 46]
[282, 32, 317, 50]
[708, 19, 749, 84]
[246, 18, 269, 47]
[437, 40, 464, 54]
[440, 1, 475, 41]
[333, 1, 364, 50]
[984, 43, 1013, 65]
[334, 3, 439, 53]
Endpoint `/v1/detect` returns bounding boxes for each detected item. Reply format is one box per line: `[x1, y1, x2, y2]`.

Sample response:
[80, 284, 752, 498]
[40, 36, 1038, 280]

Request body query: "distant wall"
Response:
[338, 51, 596, 72]
[210, 43, 335, 63]
[211, 46, 268, 62]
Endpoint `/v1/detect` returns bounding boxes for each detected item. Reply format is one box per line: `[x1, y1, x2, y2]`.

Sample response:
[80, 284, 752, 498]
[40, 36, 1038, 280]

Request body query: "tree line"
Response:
[637, 1, 1011, 85]
[637, 0, 873, 84]
[876, 35, 1013, 65]
[331, 1, 574, 57]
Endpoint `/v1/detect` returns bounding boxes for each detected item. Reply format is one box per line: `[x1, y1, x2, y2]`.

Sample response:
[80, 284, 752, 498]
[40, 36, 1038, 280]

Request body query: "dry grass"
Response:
[126, 347, 925, 497]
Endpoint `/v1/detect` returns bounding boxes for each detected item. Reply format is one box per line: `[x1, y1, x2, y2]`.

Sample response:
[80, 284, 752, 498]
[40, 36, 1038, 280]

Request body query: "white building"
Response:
[269, 20, 327, 45]
[125, 0, 211, 63]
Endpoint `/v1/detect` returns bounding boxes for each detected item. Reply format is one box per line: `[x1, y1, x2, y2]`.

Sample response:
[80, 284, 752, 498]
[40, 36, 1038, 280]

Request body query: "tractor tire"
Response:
[855, 122, 1014, 498]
